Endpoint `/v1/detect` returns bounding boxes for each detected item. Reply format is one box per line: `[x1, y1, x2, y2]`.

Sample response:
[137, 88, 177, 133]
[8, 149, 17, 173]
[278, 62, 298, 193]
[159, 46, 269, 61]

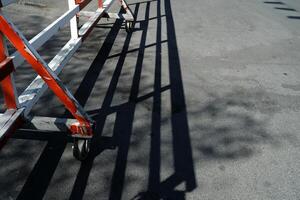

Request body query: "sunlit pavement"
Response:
[1, 0, 300, 199]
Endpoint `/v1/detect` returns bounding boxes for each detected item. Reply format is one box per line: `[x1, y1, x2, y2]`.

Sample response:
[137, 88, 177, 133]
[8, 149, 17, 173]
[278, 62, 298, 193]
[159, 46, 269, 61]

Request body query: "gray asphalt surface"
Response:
[1, 0, 300, 199]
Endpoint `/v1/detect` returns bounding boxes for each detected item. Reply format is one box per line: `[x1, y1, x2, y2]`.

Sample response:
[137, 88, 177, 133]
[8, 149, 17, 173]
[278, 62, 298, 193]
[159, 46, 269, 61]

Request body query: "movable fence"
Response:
[0, 0, 134, 160]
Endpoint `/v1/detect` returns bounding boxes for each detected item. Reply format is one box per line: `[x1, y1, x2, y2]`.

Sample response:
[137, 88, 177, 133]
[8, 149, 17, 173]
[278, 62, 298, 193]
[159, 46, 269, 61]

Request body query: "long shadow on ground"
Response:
[0, 0, 281, 199]
[2, 0, 197, 199]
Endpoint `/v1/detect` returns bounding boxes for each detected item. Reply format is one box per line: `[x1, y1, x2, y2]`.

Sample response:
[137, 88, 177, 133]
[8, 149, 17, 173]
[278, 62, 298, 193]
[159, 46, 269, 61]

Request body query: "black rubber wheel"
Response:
[73, 138, 91, 161]
[125, 21, 134, 33]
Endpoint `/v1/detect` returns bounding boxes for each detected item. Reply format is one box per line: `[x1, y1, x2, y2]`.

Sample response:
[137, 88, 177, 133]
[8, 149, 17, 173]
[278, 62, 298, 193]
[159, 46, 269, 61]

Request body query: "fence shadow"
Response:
[264, 0, 300, 19]
[132, 0, 197, 199]
[71, 0, 197, 199]
[13, 8, 127, 200]
[1, 0, 197, 199]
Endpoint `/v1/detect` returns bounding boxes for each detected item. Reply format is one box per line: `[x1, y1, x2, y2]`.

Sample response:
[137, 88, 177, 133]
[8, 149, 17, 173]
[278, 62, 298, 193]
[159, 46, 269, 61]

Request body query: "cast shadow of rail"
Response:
[70, 0, 197, 199]
[6, 0, 197, 199]
[264, 0, 300, 19]
[0, 0, 283, 199]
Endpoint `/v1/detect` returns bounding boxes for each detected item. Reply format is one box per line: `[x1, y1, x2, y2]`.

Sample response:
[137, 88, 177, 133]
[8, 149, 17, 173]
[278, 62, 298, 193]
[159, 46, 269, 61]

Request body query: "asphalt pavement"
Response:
[1, 0, 300, 199]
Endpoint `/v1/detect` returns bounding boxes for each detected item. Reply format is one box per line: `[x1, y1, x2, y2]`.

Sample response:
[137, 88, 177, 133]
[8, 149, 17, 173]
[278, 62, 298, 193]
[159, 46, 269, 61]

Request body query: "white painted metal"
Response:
[19, 38, 82, 117]
[103, 0, 114, 9]
[78, 10, 97, 18]
[1, 13, 92, 121]
[0, 108, 23, 140]
[80, 11, 133, 21]
[68, 0, 79, 39]
[79, 8, 105, 37]
[11, 6, 80, 68]
[28, 116, 77, 132]
[78, 0, 115, 37]
[23, 116, 78, 133]
[106, 13, 134, 21]
[0, 0, 16, 7]
[0, 113, 93, 138]
[9, 0, 126, 68]
[24, 116, 92, 138]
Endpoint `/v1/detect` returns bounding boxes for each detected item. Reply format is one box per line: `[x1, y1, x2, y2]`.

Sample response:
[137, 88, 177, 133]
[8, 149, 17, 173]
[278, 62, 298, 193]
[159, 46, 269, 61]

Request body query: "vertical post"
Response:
[98, 0, 103, 8]
[0, 32, 18, 109]
[119, 0, 133, 17]
[68, 0, 78, 39]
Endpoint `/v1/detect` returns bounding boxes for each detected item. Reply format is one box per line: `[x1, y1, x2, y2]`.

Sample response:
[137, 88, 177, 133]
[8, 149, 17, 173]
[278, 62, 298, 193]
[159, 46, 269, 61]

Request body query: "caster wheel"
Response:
[125, 21, 134, 33]
[73, 138, 91, 161]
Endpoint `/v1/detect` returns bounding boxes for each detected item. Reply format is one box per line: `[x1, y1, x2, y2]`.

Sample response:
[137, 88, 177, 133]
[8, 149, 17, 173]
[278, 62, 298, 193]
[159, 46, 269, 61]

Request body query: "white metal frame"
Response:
[0, 0, 134, 145]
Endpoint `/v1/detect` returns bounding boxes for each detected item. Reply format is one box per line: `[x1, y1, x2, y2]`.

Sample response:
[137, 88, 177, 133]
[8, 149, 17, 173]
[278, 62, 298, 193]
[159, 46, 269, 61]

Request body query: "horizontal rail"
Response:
[10, 0, 114, 67]
[10, 5, 80, 68]
[2, 0, 117, 120]
[19, 38, 82, 116]
[104, 12, 134, 21]
[0, 0, 132, 146]
[80, 11, 134, 21]
[78, 0, 115, 38]
[103, 0, 114, 9]
[0, 0, 16, 7]
[79, 8, 105, 38]
[0, 12, 93, 127]
[22, 116, 91, 138]
[0, 108, 24, 149]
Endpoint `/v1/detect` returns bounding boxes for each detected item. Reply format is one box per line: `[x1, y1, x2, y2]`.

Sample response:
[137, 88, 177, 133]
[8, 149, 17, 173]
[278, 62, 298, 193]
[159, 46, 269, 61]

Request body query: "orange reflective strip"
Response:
[98, 0, 103, 8]
[75, 0, 92, 9]
[0, 34, 5, 60]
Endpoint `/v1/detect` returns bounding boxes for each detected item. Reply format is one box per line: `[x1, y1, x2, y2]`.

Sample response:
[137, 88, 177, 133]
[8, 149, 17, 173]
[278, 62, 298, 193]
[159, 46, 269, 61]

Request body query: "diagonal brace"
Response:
[0, 14, 94, 136]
